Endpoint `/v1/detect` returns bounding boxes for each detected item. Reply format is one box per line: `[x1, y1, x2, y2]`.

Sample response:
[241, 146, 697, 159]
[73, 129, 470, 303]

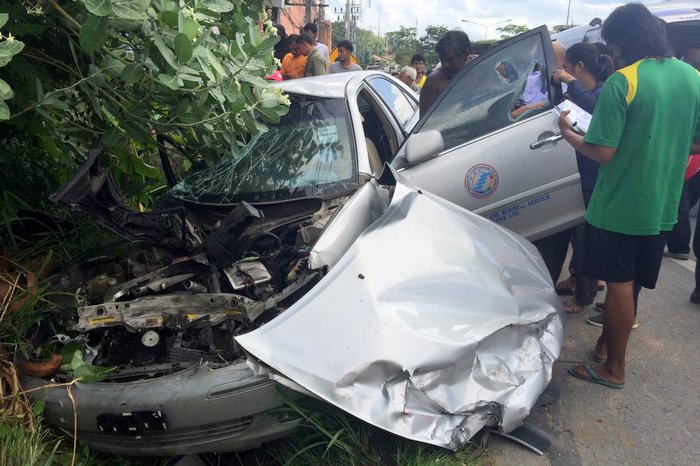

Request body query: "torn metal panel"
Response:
[51, 149, 202, 250]
[76, 293, 251, 331]
[309, 180, 391, 270]
[237, 178, 563, 450]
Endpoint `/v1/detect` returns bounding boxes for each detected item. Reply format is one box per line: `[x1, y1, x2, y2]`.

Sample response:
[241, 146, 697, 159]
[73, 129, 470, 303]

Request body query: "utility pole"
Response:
[344, 0, 351, 40]
[336, 1, 361, 54]
[305, 0, 312, 26]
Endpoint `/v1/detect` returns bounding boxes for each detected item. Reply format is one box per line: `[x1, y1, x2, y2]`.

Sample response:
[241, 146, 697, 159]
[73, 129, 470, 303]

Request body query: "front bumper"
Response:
[22, 361, 301, 456]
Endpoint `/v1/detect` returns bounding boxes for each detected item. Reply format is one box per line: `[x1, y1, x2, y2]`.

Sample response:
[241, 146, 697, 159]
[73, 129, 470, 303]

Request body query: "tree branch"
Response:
[47, 0, 81, 30]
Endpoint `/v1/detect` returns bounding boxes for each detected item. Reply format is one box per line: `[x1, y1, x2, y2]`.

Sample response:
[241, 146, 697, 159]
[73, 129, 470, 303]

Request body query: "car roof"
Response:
[551, 19, 602, 48]
[647, 1, 700, 21]
[272, 71, 391, 98]
[552, 1, 700, 49]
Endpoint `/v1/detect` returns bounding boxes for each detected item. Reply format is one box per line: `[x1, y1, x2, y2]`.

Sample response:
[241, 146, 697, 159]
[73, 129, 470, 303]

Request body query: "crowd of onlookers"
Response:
[271, 22, 362, 79]
[269, 22, 433, 94]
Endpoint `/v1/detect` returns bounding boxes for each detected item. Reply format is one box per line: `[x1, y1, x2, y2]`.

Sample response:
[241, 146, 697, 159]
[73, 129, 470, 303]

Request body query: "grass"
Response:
[0, 195, 161, 465]
[0, 414, 174, 466]
[0, 422, 61, 466]
[0, 192, 127, 269]
[261, 395, 487, 466]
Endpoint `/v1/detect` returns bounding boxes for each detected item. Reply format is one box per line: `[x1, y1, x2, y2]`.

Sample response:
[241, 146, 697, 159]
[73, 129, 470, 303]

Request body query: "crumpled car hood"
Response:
[236, 178, 563, 450]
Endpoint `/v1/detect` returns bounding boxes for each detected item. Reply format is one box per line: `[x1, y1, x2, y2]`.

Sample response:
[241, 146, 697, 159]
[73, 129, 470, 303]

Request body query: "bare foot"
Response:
[595, 335, 607, 360]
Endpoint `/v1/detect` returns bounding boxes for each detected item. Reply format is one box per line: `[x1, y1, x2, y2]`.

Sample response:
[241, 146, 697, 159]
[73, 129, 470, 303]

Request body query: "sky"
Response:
[323, 0, 664, 40]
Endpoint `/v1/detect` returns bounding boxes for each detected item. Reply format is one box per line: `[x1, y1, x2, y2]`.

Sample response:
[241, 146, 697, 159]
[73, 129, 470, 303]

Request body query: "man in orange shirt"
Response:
[280, 34, 307, 80]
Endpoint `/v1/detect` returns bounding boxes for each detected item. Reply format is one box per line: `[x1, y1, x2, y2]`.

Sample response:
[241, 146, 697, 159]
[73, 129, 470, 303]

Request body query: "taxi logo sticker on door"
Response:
[465, 164, 498, 199]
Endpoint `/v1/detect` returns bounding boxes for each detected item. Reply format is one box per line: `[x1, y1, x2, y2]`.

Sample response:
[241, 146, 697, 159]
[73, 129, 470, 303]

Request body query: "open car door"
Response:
[393, 26, 584, 241]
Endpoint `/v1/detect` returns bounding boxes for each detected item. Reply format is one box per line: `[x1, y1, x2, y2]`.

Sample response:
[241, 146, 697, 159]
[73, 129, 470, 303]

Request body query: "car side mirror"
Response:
[405, 130, 444, 165]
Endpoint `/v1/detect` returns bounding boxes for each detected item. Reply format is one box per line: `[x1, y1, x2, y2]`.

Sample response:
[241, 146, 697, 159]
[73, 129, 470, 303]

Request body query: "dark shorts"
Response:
[581, 222, 669, 289]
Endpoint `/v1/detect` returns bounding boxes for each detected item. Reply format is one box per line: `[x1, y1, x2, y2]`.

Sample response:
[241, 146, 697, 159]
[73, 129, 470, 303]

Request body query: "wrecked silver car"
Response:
[22, 149, 562, 455]
[21, 50, 566, 454]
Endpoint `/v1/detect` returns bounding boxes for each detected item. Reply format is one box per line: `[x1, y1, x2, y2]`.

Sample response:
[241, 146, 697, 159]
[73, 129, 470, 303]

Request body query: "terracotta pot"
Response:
[17, 354, 63, 378]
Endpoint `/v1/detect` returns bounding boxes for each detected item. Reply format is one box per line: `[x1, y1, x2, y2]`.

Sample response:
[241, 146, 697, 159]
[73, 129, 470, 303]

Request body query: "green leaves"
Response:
[0, 78, 12, 100]
[0, 101, 9, 120]
[82, 0, 150, 20]
[203, 0, 235, 13]
[63, 349, 116, 383]
[84, 0, 112, 16]
[0, 39, 24, 67]
[0, 11, 23, 120]
[174, 32, 193, 63]
[180, 18, 199, 40]
[160, 10, 178, 28]
[1, 0, 290, 205]
[31, 399, 45, 417]
[157, 73, 178, 90]
[153, 32, 177, 70]
[79, 15, 110, 52]
[121, 63, 144, 83]
[110, 0, 150, 20]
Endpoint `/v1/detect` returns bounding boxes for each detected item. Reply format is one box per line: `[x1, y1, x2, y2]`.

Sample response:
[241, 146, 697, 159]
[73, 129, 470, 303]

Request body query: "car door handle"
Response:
[530, 133, 563, 150]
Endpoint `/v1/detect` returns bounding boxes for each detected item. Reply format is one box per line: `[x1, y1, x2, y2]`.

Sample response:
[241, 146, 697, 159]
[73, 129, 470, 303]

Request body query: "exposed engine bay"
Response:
[47, 197, 347, 381]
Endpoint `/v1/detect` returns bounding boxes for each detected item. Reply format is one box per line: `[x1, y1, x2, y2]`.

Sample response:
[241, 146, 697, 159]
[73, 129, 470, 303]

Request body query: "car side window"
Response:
[366, 76, 417, 127]
[418, 34, 553, 152]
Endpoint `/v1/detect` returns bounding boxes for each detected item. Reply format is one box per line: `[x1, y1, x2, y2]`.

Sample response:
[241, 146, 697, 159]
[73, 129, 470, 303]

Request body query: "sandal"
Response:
[568, 363, 624, 389]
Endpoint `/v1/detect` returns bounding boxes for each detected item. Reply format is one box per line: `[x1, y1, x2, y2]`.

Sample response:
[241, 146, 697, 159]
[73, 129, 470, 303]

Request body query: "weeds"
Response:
[267, 394, 486, 466]
[0, 422, 61, 466]
[0, 189, 137, 465]
[0, 192, 124, 269]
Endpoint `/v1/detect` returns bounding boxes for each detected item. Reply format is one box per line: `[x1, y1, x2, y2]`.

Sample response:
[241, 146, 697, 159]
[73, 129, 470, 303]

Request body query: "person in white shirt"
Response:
[303, 22, 330, 63]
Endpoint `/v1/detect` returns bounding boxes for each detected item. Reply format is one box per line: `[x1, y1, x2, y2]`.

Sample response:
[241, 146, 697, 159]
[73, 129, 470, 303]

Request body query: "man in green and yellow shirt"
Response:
[558, 3, 700, 389]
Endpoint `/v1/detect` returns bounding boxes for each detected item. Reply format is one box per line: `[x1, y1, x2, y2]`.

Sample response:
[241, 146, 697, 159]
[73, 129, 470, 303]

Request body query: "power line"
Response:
[332, 1, 362, 49]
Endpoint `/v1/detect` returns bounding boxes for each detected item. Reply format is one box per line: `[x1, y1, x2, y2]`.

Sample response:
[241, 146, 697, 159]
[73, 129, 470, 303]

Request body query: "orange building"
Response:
[266, 3, 332, 50]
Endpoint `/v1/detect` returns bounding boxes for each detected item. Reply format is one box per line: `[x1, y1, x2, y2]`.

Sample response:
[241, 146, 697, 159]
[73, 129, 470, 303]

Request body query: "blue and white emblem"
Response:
[465, 164, 499, 199]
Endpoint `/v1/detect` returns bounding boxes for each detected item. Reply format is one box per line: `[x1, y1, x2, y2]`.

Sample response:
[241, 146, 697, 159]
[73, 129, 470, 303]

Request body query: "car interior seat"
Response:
[365, 137, 383, 177]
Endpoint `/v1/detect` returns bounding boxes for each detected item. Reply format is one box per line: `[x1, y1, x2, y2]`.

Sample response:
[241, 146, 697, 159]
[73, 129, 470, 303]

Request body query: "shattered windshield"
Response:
[170, 95, 356, 204]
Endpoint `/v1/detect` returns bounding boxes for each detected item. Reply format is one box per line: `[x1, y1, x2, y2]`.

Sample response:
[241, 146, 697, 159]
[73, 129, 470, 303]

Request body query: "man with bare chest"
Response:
[419, 30, 472, 117]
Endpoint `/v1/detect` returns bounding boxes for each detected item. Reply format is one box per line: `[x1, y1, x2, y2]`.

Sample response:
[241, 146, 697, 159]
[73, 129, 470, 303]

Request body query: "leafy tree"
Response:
[332, 21, 344, 46]
[0, 0, 287, 208]
[418, 25, 449, 69]
[355, 28, 386, 66]
[385, 26, 418, 66]
[0, 12, 24, 120]
[497, 23, 530, 39]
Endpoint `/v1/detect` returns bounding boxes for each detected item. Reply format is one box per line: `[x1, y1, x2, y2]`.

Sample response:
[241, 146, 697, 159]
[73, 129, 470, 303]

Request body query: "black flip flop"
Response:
[568, 363, 624, 389]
